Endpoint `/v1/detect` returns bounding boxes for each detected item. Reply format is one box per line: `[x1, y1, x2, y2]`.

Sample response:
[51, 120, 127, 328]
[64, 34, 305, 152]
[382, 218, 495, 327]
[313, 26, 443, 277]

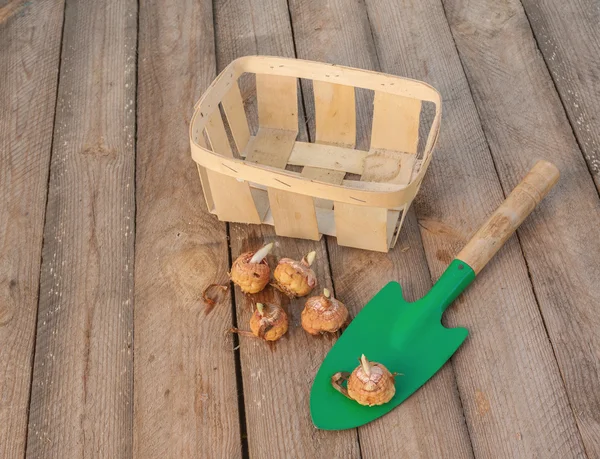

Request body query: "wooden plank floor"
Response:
[1, 0, 598, 457]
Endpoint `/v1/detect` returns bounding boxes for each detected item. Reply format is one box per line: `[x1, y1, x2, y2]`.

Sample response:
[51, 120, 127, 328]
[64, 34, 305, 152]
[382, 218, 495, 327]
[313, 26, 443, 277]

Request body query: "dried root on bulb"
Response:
[273, 250, 317, 298]
[331, 355, 397, 406]
[202, 283, 229, 314]
[230, 243, 273, 294]
[230, 303, 288, 342]
[301, 288, 349, 335]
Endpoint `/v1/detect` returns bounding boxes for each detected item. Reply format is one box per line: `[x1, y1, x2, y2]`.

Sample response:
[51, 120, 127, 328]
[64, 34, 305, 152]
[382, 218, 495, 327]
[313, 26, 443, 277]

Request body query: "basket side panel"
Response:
[191, 142, 418, 207]
[334, 202, 389, 252]
[371, 92, 421, 154]
[206, 110, 233, 156]
[256, 74, 298, 131]
[194, 133, 216, 213]
[221, 81, 251, 153]
[196, 164, 215, 213]
[313, 81, 356, 147]
[267, 188, 320, 240]
[205, 110, 261, 224]
[233, 56, 441, 103]
[207, 170, 261, 224]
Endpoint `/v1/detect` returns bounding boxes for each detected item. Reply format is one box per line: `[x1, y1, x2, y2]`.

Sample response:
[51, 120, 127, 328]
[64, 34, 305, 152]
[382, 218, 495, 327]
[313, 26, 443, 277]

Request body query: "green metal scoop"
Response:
[310, 161, 559, 430]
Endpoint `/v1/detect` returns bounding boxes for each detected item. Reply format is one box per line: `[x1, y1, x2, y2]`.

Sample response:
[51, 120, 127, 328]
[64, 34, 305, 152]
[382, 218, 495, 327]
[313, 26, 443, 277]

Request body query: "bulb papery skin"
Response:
[249, 303, 288, 341]
[301, 293, 348, 335]
[273, 258, 317, 297]
[230, 251, 270, 294]
[347, 361, 396, 406]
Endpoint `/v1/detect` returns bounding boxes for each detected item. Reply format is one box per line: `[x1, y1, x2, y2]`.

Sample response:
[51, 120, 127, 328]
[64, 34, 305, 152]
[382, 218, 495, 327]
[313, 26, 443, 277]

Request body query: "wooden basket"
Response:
[189, 56, 441, 252]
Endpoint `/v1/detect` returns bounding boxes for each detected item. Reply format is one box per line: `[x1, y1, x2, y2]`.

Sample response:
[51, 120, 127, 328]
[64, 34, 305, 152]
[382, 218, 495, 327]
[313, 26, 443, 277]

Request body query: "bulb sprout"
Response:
[305, 251, 316, 267]
[256, 303, 265, 316]
[360, 354, 371, 377]
[250, 242, 273, 264]
[323, 288, 331, 299]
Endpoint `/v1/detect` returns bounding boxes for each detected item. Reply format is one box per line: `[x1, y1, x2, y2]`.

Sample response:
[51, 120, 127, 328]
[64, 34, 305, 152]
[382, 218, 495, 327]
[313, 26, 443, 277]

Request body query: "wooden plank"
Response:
[443, 0, 600, 453]
[364, 0, 588, 456]
[213, 0, 360, 457]
[25, 0, 137, 457]
[520, 0, 600, 192]
[256, 74, 299, 132]
[221, 81, 252, 152]
[134, 0, 241, 457]
[287, 0, 475, 456]
[0, 1, 64, 457]
[371, 91, 421, 154]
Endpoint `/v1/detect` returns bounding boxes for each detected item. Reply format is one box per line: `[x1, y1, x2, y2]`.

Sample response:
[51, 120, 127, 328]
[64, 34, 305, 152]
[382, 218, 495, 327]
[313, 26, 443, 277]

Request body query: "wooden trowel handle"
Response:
[456, 160, 559, 274]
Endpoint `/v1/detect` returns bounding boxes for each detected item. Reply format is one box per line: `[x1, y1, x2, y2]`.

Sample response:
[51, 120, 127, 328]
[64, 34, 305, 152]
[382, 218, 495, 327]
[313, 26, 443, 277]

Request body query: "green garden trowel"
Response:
[310, 160, 559, 430]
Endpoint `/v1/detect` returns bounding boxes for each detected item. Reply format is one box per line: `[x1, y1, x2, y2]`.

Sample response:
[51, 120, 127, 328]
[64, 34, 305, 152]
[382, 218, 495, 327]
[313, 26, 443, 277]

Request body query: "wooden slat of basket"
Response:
[248, 139, 367, 174]
[245, 128, 296, 168]
[361, 151, 416, 185]
[195, 135, 215, 213]
[371, 91, 421, 153]
[334, 202, 389, 252]
[267, 188, 320, 240]
[206, 110, 233, 156]
[256, 74, 298, 131]
[221, 81, 251, 152]
[313, 81, 356, 146]
[205, 111, 261, 224]
[207, 170, 262, 224]
[301, 167, 345, 209]
[360, 91, 422, 188]
[250, 73, 298, 167]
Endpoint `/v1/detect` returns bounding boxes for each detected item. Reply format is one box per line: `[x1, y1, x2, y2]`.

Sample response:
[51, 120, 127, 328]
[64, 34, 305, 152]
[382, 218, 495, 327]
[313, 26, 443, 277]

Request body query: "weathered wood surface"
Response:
[2, 0, 599, 457]
[444, 0, 600, 453]
[214, 0, 360, 457]
[362, 0, 588, 457]
[0, 0, 64, 457]
[133, 1, 242, 458]
[288, 0, 475, 457]
[520, 0, 600, 191]
[25, 0, 137, 457]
